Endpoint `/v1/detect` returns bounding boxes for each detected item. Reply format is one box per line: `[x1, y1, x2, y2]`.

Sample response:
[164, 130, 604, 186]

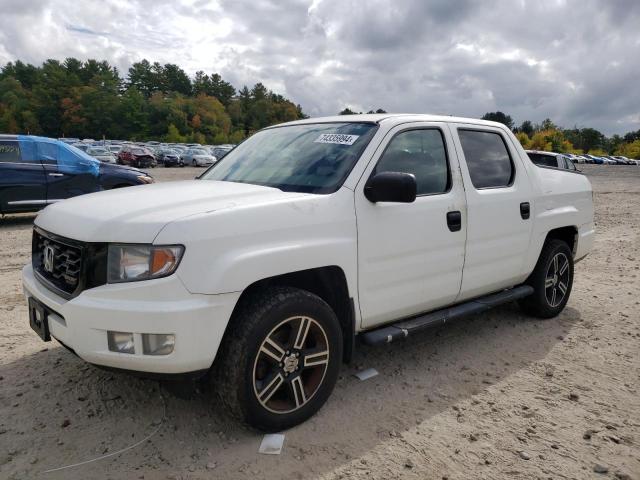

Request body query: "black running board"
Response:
[360, 285, 534, 346]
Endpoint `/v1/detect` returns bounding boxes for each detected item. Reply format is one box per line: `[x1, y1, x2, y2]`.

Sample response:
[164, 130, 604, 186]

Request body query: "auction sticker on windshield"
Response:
[314, 134, 360, 145]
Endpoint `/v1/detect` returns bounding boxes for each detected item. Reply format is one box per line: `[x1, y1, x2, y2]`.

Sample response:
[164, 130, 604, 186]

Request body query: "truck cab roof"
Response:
[277, 113, 510, 130]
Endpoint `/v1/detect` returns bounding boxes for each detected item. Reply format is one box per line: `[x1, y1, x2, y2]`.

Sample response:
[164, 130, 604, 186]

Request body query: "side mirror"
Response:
[364, 172, 417, 203]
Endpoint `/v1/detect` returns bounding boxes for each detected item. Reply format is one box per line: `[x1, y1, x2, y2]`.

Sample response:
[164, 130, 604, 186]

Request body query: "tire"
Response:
[214, 286, 343, 432]
[519, 239, 574, 318]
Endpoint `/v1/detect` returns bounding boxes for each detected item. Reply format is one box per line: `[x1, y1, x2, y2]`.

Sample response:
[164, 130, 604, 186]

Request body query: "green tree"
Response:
[1, 57, 305, 141]
[162, 64, 192, 95]
[165, 123, 186, 142]
[518, 120, 534, 136]
[481, 111, 514, 130]
[127, 60, 157, 98]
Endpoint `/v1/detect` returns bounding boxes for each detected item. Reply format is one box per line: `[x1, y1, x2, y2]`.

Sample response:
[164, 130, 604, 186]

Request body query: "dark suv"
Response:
[0, 135, 154, 215]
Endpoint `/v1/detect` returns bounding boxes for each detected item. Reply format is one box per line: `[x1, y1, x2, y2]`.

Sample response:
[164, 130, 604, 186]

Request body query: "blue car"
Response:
[583, 154, 604, 164]
[0, 135, 154, 215]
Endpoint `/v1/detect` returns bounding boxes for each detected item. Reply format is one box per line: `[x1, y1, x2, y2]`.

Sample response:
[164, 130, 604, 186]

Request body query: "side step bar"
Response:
[360, 285, 534, 346]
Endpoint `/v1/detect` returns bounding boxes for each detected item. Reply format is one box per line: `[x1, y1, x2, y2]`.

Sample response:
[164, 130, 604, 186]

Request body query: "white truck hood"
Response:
[35, 181, 308, 243]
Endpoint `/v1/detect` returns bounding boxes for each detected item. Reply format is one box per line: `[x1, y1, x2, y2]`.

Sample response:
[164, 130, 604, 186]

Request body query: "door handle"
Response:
[48, 173, 64, 177]
[446, 211, 462, 232]
[520, 202, 530, 220]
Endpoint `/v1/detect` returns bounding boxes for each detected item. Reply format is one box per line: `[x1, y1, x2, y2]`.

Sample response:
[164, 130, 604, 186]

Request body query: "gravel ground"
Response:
[0, 165, 638, 480]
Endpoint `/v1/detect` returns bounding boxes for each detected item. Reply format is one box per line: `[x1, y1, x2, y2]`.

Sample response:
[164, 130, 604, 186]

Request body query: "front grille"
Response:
[33, 229, 84, 297]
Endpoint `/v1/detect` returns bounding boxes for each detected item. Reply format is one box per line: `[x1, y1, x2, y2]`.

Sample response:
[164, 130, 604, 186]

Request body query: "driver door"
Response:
[355, 123, 467, 328]
[38, 141, 100, 202]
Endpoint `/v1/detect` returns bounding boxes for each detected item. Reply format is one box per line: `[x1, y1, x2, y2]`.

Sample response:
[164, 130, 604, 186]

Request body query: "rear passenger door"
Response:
[449, 125, 534, 301]
[0, 138, 47, 213]
[356, 124, 467, 328]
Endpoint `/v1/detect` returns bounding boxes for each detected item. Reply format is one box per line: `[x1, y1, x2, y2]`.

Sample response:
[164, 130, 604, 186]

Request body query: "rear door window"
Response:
[458, 130, 514, 189]
[0, 140, 21, 163]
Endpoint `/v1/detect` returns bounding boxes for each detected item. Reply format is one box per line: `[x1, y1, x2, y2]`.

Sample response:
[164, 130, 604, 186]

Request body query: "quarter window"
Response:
[458, 130, 514, 188]
[0, 141, 21, 163]
[374, 129, 450, 195]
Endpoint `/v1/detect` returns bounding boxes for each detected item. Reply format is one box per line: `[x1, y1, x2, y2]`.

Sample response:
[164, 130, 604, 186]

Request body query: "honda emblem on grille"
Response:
[43, 245, 55, 273]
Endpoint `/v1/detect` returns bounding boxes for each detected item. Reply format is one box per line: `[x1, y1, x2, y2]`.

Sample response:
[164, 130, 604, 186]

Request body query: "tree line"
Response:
[481, 111, 640, 159]
[0, 58, 306, 144]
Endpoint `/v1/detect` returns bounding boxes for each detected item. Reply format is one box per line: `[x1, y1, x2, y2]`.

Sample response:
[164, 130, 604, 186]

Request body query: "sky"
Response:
[1, 0, 639, 135]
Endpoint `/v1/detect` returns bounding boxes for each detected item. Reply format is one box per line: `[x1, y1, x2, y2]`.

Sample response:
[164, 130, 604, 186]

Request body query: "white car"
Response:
[182, 148, 216, 167]
[23, 114, 594, 431]
[86, 147, 117, 164]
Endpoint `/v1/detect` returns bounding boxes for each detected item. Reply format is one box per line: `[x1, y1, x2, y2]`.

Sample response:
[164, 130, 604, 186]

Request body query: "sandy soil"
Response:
[1, 165, 638, 480]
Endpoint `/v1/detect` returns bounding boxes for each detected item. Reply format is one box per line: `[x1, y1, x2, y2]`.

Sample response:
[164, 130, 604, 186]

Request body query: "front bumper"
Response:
[22, 264, 240, 374]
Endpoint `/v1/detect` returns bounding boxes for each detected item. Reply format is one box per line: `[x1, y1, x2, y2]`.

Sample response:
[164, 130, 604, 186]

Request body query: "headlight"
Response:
[107, 244, 184, 283]
[137, 175, 154, 184]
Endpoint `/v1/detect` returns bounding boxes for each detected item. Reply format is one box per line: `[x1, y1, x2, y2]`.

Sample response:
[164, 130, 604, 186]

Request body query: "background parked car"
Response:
[181, 147, 216, 167]
[87, 146, 117, 163]
[157, 148, 184, 167]
[526, 150, 579, 171]
[71, 142, 89, 152]
[58, 137, 79, 144]
[118, 146, 157, 168]
[211, 145, 233, 160]
[0, 135, 154, 214]
[583, 154, 604, 164]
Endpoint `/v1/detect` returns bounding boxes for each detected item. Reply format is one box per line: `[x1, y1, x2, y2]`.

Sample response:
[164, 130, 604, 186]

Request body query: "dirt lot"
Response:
[1, 165, 638, 480]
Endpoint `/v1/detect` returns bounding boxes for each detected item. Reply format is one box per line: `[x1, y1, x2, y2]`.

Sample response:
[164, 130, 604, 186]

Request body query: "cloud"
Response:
[0, 0, 638, 134]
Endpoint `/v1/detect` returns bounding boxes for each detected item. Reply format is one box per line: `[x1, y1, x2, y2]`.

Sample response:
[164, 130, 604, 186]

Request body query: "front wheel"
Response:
[214, 287, 343, 432]
[519, 239, 574, 318]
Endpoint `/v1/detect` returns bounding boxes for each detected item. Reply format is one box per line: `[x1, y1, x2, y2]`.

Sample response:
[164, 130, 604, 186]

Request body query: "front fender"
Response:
[156, 187, 359, 300]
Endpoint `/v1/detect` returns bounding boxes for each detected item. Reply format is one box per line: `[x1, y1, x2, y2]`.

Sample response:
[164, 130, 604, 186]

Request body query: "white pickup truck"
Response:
[23, 114, 595, 431]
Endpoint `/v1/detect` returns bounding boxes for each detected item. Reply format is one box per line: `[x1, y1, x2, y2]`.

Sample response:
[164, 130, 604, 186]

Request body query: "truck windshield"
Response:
[201, 122, 378, 193]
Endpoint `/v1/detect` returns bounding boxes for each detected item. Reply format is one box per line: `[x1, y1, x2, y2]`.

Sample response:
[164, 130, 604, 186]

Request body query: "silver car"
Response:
[87, 147, 117, 163]
[182, 148, 217, 167]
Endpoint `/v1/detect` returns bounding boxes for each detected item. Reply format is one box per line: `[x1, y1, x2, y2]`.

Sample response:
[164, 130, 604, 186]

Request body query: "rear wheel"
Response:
[214, 287, 342, 432]
[192, 159, 197, 167]
[519, 239, 574, 318]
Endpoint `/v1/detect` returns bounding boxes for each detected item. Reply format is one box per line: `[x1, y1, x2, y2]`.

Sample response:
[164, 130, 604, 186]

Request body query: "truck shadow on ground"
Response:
[0, 303, 579, 480]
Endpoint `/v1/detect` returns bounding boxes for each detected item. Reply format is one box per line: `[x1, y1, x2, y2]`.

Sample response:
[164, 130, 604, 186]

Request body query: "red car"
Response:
[118, 146, 157, 168]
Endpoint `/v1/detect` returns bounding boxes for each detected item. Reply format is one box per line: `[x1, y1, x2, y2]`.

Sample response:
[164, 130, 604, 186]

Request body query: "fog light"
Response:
[107, 331, 135, 354]
[142, 333, 175, 356]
